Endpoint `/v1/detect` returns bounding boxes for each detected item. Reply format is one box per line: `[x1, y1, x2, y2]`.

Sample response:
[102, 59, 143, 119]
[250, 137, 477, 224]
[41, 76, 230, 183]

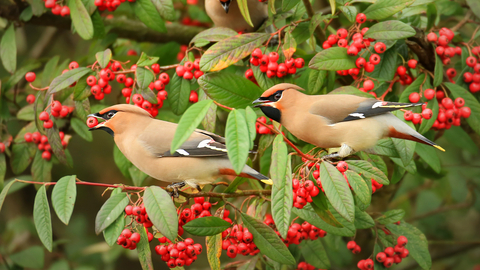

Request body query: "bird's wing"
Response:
[308, 95, 423, 124]
[137, 121, 229, 158]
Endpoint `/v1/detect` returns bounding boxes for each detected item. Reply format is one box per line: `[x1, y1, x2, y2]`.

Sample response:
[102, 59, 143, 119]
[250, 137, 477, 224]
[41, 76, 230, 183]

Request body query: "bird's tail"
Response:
[388, 125, 445, 152]
[219, 168, 273, 185]
[245, 171, 273, 185]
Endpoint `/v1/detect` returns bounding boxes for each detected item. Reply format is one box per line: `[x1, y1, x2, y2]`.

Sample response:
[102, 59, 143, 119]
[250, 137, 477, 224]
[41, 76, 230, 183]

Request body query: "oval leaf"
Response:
[363, 0, 415, 20]
[237, 0, 254, 27]
[52, 175, 77, 225]
[226, 110, 250, 174]
[270, 136, 292, 239]
[71, 117, 93, 142]
[345, 170, 371, 207]
[47, 67, 91, 95]
[240, 212, 296, 265]
[168, 73, 191, 115]
[200, 33, 270, 72]
[364, 20, 416, 40]
[445, 82, 480, 136]
[319, 162, 355, 223]
[95, 49, 112, 68]
[191, 27, 238, 44]
[103, 214, 125, 246]
[206, 233, 222, 270]
[1, 24, 16, 73]
[68, 0, 94, 40]
[170, 99, 214, 153]
[346, 160, 389, 185]
[300, 239, 330, 269]
[34, 185, 53, 252]
[95, 192, 129, 234]
[136, 226, 154, 270]
[183, 216, 231, 236]
[309, 47, 357, 71]
[143, 186, 178, 241]
[386, 222, 431, 269]
[376, 209, 405, 225]
[132, 0, 167, 33]
[198, 72, 264, 109]
[0, 180, 17, 213]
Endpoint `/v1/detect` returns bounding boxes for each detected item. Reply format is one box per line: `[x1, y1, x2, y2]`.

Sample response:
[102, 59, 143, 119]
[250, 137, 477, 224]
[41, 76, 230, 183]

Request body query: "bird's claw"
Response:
[166, 182, 186, 198]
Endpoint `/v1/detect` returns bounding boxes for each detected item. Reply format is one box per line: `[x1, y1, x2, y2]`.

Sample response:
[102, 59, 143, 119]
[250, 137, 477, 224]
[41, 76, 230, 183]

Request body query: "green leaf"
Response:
[34, 185, 53, 252]
[91, 10, 106, 39]
[143, 186, 178, 241]
[237, 0, 254, 27]
[199, 72, 265, 108]
[183, 216, 231, 236]
[1, 24, 16, 73]
[270, 136, 291, 238]
[282, 0, 300, 12]
[363, 0, 415, 20]
[0, 180, 16, 213]
[151, 0, 175, 21]
[364, 21, 416, 40]
[137, 52, 159, 67]
[51, 175, 76, 225]
[310, 191, 343, 228]
[95, 49, 112, 68]
[240, 212, 296, 265]
[206, 233, 222, 270]
[73, 74, 92, 101]
[68, 0, 94, 39]
[47, 67, 90, 94]
[0, 154, 5, 189]
[129, 166, 148, 187]
[418, 93, 438, 134]
[95, 192, 129, 234]
[366, 138, 399, 157]
[319, 162, 355, 222]
[114, 145, 133, 179]
[132, 0, 167, 33]
[42, 55, 60, 86]
[11, 143, 36, 175]
[200, 33, 270, 72]
[392, 131, 416, 167]
[20, 6, 33, 21]
[354, 208, 374, 229]
[445, 82, 480, 136]
[46, 122, 69, 166]
[293, 204, 355, 236]
[416, 143, 441, 173]
[136, 226, 154, 270]
[399, 73, 425, 103]
[191, 27, 238, 44]
[10, 246, 44, 269]
[309, 47, 357, 71]
[225, 109, 250, 174]
[282, 31, 296, 60]
[307, 69, 327, 95]
[170, 99, 214, 153]
[368, 47, 398, 81]
[31, 150, 53, 185]
[444, 126, 478, 155]
[338, 6, 357, 22]
[17, 104, 41, 121]
[71, 117, 93, 142]
[346, 160, 389, 185]
[359, 152, 388, 177]
[386, 222, 431, 269]
[374, 243, 387, 270]
[466, 0, 480, 20]
[244, 106, 257, 149]
[103, 214, 125, 246]
[433, 52, 443, 87]
[345, 170, 371, 207]
[135, 67, 155, 93]
[168, 73, 191, 115]
[300, 239, 330, 269]
[376, 209, 405, 225]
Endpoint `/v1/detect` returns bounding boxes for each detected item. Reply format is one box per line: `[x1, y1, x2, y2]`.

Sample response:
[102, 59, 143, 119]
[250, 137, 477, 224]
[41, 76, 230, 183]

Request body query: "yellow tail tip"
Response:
[261, 179, 273, 185]
[434, 145, 445, 152]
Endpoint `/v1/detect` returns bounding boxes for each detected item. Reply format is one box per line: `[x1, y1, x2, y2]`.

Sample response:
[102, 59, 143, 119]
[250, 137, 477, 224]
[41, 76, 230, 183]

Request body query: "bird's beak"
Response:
[220, 0, 231, 13]
[252, 98, 271, 108]
[87, 113, 107, 131]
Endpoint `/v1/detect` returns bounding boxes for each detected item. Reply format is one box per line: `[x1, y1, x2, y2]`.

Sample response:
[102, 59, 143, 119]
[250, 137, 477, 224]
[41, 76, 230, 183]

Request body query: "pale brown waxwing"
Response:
[253, 83, 445, 159]
[88, 104, 272, 193]
[205, 0, 268, 32]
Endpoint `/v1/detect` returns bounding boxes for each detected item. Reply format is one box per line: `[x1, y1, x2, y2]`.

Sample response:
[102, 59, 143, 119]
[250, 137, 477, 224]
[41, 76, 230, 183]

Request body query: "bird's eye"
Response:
[274, 92, 282, 100]
[107, 111, 115, 119]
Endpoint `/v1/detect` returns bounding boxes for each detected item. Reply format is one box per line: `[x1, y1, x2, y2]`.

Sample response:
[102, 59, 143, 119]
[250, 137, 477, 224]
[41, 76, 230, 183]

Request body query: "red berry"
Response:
[268, 52, 279, 62]
[352, 245, 361, 254]
[364, 259, 373, 269]
[407, 59, 417, 69]
[383, 257, 394, 268]
[159, 73, 170, 85]
[356, 13, 367, 24]
[336, 161, 348, 172]
[252, 48, 263, 59]
[176, 66, 185, 77]
[130, 232, 141, 243]
[442, 97, 454, 109]
[427, 32, 437, 42]
[337, 28, 348, 39]
[184, 61, 194, 71]
[39, 111, 50, 121]
[25, 72, 36, 82]
[374, 42, 386, 54]
[454, 97, 465, 108]
[183, 70, 193, 80]
[438, 35, 449, 46]
[189, 90, 198, 103]
[245, 69, 254, 80]
[24, 132, 33, 142]
[397, 66, 407, 76]
[466, 56, 477, 67]
[322, 41, 331, 49]
[132, 94, 144, 105]
[42, 151, 51, 161]
[347, 46, 359, 56]
[404, 110, 413, 121]
[69, 61, 79, 70]
[424, 89, 435, 100]
[461, 106, 472, 118]
[346, 240, 356, 250]
[446, 68, 457, 78]
[397, 235, 408, 246]
[376, 252, 387, 262]
[194, 70, 204, 79]
[370, 54, 381, 65]
[384, 246, 395, 257]
[86, 117, 99, 128]
[365, 62, 375, 72]
[422, 108, 432, 119]
[337, 39, 347, 47]
[409, 92, 421, 103]
[363, 80, 374, 91]
[356, 57, 366, 68]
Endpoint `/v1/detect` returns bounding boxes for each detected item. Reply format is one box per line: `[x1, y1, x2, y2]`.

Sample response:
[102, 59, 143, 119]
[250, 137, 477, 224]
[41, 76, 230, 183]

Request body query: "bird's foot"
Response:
[320, 152, 340, 161]
[166, 182, 186, 198]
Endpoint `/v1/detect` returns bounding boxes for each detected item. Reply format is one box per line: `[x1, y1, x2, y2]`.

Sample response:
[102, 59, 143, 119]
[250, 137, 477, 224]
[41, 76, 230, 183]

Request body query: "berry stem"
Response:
[379, 77, 399, 101]
[29, 83, 49, 91]
[14, 178, 146, 191]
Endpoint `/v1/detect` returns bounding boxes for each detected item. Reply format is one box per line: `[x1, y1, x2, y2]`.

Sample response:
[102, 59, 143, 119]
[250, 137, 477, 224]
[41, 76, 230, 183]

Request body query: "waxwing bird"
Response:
[253, 83, 445, 159]
[88, 104, 271, 194]
[205, 0, 268, 32]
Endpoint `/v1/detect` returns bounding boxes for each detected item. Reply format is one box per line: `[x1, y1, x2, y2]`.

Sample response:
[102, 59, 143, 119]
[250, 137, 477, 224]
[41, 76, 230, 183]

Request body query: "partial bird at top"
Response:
[205, 0, 268, 33]
[88, 104, 272, 196]
[253, 83, 445, 159]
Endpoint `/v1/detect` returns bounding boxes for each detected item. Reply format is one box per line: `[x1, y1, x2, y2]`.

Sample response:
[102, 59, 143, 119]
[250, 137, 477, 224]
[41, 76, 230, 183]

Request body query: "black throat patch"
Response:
[260, 106, 281, 123]
[98, 126, 114, 137]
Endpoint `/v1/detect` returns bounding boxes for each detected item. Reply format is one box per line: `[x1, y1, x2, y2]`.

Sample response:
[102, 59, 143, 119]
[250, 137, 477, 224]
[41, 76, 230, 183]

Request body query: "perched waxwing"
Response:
[205, 0, 268, 32]
[253, 83, 445, 159]
[88, 104, 271, 193]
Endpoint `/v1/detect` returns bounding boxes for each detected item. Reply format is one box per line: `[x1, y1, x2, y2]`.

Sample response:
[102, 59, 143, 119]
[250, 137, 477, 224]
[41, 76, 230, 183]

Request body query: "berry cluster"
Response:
[155, 238, 203, 268]
[395, 59, 417, 86]
[347, 240, 362, 254]
[38, 101, 73, 129]
[221, 219, 258, 258]
[372, 236, 409, 269]
[178, 197, 213, 236]
[292, 179, 320, 209]
[296, 262, 316, 270]
[246, 49, 304, 82]
[175, 59, 204, 80]
[42, 0, 70, 17]
[255, 116, 274, 135]
[117, 228, 152, 250]
[264, 215, 327, 247]
[24, 131, 68, 160]
[427, 28, 462, 67]
[94, 0, 135, 12]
